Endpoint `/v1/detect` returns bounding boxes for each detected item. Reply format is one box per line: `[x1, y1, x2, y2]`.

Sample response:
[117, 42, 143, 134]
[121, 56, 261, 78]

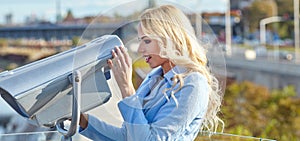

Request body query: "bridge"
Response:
[221, 56, 300, 95]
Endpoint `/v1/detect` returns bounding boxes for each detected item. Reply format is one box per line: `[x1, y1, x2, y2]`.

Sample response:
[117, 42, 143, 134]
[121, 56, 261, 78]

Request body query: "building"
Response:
[0, 23, 123, 41]
[5, 13, 13, 25]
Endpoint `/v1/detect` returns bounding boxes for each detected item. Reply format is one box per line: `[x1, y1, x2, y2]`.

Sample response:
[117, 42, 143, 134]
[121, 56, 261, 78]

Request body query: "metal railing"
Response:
[0, 131, 276, 141]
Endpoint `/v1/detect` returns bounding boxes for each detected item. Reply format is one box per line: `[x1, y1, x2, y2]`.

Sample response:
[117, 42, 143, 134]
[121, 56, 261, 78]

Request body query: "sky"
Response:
[0, 0, 227, 24]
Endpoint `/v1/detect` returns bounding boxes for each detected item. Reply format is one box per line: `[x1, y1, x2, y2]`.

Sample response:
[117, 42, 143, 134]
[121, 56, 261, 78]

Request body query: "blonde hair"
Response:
[140, 5, 224, 133]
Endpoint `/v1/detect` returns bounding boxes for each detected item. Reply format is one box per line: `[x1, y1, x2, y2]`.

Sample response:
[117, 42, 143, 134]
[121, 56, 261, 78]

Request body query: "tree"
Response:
[275, 0, 294, 16]
[275, 0, 295, 39]
[0, 38, 8, 48]
[72, 36, 80, 46]
[243, 0, 278, 32]
[221, 81, 300, 141]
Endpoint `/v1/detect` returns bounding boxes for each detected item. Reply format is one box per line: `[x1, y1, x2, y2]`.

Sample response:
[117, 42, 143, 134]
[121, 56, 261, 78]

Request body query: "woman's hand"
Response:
[79, 113, 88, 129]
[107, 46, 135, 98]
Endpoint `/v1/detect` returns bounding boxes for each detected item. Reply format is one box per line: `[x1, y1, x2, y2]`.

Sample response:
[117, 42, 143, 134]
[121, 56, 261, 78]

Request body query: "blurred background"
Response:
[0, 0, 299, 140]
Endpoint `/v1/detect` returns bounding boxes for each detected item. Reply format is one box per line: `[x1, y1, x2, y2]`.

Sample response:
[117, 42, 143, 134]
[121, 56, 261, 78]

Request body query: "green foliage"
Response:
[275, 0, 294, 16]
[243, 0, 277, 32]
[0, 38, 8, 47]
[222, 81, 300, 141]
[274, 0, 295, 39]
[242, 0, 295, 39]
[72, 36, 80, 46]
[6, 63, 18, 70]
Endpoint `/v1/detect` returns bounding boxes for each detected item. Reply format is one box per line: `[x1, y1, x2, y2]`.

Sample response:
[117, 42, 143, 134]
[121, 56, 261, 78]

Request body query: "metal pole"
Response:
[259, 16, 283, 46]
[56, 70, 82, 140]
[149, 0, 155, 8]
[196, 13, 202, 37]
[196, 1, 202, 38]
[225, 0, 232, 56]
[260, 21, 266, 46]
[294, 0, 300, 63]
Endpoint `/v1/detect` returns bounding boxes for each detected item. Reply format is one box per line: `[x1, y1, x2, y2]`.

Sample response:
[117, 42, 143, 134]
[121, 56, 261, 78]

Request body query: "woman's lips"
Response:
[145, 56, 152, 63]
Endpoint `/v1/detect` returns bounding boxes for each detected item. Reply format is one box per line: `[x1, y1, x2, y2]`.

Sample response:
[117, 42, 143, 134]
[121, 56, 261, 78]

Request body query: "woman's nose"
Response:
[137, 43, 145, 53]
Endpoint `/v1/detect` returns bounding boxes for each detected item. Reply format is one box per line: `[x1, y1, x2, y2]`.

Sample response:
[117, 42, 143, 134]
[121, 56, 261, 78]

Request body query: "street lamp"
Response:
[225, 0, 231, 56]
[294, 0, 300, 63]
[259, 16, 283, 46]
[195, 0, 202, 38]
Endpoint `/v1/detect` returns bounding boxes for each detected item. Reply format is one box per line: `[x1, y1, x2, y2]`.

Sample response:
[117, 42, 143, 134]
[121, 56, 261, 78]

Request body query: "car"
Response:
[272, 50, 293, 61]
[254, 46, 267, 57]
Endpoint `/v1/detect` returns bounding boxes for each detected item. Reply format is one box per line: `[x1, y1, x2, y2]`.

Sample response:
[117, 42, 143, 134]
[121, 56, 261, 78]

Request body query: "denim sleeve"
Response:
[79, 115, 126, 141]
[118, 73, 209, 140]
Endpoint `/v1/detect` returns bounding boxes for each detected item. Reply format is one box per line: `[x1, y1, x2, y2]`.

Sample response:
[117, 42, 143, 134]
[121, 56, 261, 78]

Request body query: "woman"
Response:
[79, 5, 223, 141]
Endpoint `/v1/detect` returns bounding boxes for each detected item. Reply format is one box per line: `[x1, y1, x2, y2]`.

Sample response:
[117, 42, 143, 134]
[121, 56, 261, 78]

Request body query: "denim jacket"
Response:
[80, 66, 209, 141]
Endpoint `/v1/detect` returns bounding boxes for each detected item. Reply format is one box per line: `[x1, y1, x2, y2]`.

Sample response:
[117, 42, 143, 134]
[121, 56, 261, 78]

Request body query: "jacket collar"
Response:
[148, 66, 187, 86]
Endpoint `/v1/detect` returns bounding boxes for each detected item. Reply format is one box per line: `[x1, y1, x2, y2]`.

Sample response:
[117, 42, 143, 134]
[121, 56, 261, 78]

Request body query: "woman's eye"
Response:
[144, 40, 151, 44]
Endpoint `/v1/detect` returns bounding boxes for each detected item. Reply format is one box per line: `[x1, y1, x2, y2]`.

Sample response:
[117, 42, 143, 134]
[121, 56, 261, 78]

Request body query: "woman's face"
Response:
[137, 23, 172, 73]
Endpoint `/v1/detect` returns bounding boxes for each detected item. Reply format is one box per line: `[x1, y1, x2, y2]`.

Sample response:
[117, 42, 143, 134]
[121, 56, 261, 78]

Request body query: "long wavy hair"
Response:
[139, 5, 224, 132]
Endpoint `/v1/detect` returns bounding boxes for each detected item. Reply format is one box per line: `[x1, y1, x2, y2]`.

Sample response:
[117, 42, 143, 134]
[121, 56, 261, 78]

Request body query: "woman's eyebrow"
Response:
[138, 35, 148, 41]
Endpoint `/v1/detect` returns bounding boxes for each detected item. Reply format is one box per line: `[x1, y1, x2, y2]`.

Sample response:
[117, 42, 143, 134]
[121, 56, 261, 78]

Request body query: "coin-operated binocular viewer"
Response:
[0, 35, 123, 140]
